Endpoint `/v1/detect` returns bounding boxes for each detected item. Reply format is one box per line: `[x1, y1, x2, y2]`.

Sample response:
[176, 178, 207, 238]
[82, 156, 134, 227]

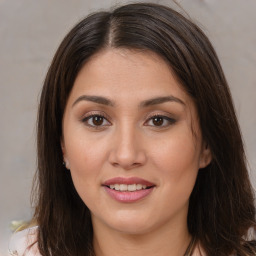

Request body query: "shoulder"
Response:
[9, 226, 41, 256]
[193, 243, 207, 256]
[245, 226, 256, 241]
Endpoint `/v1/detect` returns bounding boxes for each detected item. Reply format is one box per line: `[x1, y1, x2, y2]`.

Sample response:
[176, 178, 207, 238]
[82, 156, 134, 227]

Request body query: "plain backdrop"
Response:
[0, 0, 255, 254]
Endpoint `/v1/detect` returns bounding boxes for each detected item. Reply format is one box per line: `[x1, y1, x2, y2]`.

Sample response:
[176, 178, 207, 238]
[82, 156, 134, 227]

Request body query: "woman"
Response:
[9, 2, 256, 256]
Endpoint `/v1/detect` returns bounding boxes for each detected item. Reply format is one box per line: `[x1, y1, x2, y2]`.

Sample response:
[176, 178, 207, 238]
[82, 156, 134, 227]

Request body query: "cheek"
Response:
[67, 142, 104, 207]
[150, 132, 200, 214]
[64, 133, 106, 192]
[65, 126, 107, 167]
[150, 127, 200, 184]
[65, 130, 117, 203]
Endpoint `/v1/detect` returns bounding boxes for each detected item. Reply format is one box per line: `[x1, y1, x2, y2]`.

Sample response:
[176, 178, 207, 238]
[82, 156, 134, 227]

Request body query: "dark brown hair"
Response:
[34, 3, 256, 256]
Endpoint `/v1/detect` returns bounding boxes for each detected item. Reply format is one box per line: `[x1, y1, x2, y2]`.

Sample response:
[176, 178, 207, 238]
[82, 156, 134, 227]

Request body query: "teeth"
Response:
[109, 184, 150, 191]
[128, 184, 136, 191]
[114, 184, 120, 191]
[120, 184, 127, 191]
[136, 184, 142, 190]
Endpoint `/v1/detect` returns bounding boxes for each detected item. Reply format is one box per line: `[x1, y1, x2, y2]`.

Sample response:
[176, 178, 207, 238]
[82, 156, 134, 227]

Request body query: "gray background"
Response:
[0, 0, 255, 255]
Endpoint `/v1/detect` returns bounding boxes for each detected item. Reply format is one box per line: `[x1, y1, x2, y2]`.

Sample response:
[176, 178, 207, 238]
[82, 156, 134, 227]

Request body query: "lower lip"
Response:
[104, 186, 154, 203]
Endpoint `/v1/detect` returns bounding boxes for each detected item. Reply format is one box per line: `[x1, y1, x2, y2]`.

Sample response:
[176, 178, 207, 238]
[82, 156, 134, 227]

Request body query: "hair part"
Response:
[34, 3, 255, 256]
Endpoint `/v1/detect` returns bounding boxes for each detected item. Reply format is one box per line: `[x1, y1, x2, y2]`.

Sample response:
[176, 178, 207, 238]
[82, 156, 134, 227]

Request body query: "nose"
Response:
[108, 125, 147, 170]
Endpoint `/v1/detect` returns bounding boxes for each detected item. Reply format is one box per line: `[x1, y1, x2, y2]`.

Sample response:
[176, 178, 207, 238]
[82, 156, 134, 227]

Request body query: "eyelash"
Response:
[81, 113, 176, 129]
[145, 114, 176, 127]
[81, 113, 111, 129]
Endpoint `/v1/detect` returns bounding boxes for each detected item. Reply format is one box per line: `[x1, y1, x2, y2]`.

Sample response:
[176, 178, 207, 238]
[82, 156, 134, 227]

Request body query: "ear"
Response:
[61, 139, 70, 169]
[199, 142, 212, 169]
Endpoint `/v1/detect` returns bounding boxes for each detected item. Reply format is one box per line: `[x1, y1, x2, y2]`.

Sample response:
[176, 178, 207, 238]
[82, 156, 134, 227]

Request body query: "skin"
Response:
[62, 49, 211, 256]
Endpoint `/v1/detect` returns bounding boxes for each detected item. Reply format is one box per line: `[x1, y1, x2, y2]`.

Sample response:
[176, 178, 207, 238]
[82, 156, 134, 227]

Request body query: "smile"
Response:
[103, 177, 155, 202]
[108, 184, 151, 191]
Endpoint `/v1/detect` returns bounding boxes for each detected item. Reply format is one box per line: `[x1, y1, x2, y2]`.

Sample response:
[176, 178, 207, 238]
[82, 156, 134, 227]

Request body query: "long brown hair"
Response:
[34, 3, 256, 255]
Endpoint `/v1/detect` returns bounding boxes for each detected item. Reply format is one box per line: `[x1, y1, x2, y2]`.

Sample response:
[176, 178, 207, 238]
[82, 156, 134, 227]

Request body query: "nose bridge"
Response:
[109, 120, 146, 169]
[118, 122, 137, 155]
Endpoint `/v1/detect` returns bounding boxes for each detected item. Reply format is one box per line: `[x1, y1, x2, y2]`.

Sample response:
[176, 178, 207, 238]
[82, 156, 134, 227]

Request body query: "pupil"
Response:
[153, 117, 163, 126]
[93, 116, 103, 126]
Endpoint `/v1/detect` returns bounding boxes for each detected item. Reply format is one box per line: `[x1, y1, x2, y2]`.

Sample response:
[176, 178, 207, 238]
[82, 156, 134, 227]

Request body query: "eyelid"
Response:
[80, 111, 112, 128]
[81, 111, 110, 121]
[144, 112, 177, 127]
[79, 111, 176, 129]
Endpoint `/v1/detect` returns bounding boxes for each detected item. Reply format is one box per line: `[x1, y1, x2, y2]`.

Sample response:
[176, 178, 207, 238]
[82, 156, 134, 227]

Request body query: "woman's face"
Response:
[62, 49, 211, 235]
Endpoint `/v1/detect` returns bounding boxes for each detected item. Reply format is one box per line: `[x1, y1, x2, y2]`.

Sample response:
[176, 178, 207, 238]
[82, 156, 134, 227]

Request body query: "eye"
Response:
[82, 114, 111, 128]
[145, 115, 176, 127]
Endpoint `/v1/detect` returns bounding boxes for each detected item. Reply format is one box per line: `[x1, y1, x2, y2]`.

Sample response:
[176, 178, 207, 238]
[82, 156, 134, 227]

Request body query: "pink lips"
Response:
[102, 177, 155, 203]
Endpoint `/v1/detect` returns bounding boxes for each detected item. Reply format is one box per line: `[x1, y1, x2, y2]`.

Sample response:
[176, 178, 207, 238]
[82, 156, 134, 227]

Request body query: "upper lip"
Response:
[103, 177, 155, 187]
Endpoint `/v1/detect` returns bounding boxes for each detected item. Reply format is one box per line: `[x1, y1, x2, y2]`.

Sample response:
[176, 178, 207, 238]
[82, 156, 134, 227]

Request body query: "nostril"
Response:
[111, 161, 142, 170]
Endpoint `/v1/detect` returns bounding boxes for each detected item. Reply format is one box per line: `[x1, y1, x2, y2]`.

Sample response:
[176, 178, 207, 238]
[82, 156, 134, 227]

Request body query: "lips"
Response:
[102, 177, 155, 203]
[103, 177, 155, 187]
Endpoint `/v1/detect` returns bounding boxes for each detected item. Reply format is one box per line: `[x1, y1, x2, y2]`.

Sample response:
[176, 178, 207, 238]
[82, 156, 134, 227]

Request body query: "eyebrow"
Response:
[139, 96, 185, 107]
[72, 95, 185, 108]
[72, 95, 114, 107]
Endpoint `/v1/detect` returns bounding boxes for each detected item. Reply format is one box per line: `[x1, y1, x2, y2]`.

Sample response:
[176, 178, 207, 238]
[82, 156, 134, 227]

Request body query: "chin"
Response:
[104, 213, 158, 235]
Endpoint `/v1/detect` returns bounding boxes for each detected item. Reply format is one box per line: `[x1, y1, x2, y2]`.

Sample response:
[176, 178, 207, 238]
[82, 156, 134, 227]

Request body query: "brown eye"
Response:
[82, 114, 111, 128]
[152, 116, 164, 126]
[145, 115, 176, 128]
[92, 116, 104, 126]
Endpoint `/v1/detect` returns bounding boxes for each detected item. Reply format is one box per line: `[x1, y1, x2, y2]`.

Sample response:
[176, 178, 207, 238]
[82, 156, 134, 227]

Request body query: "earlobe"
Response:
[61, 139, 70, 170]
[199, 143, 212, 169]
[63, 159, 70, 170]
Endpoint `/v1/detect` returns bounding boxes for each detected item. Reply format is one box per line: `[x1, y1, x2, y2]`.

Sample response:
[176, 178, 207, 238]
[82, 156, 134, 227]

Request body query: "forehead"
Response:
[69, 48, 191, 106]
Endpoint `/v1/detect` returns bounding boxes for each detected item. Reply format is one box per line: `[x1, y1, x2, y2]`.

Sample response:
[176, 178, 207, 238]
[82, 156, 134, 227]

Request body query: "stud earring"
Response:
[63, 159, 70, 170]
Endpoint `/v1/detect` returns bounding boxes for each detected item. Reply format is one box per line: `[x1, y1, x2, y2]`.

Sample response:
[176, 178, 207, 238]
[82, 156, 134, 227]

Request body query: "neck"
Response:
[93, 220, 191, 256]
